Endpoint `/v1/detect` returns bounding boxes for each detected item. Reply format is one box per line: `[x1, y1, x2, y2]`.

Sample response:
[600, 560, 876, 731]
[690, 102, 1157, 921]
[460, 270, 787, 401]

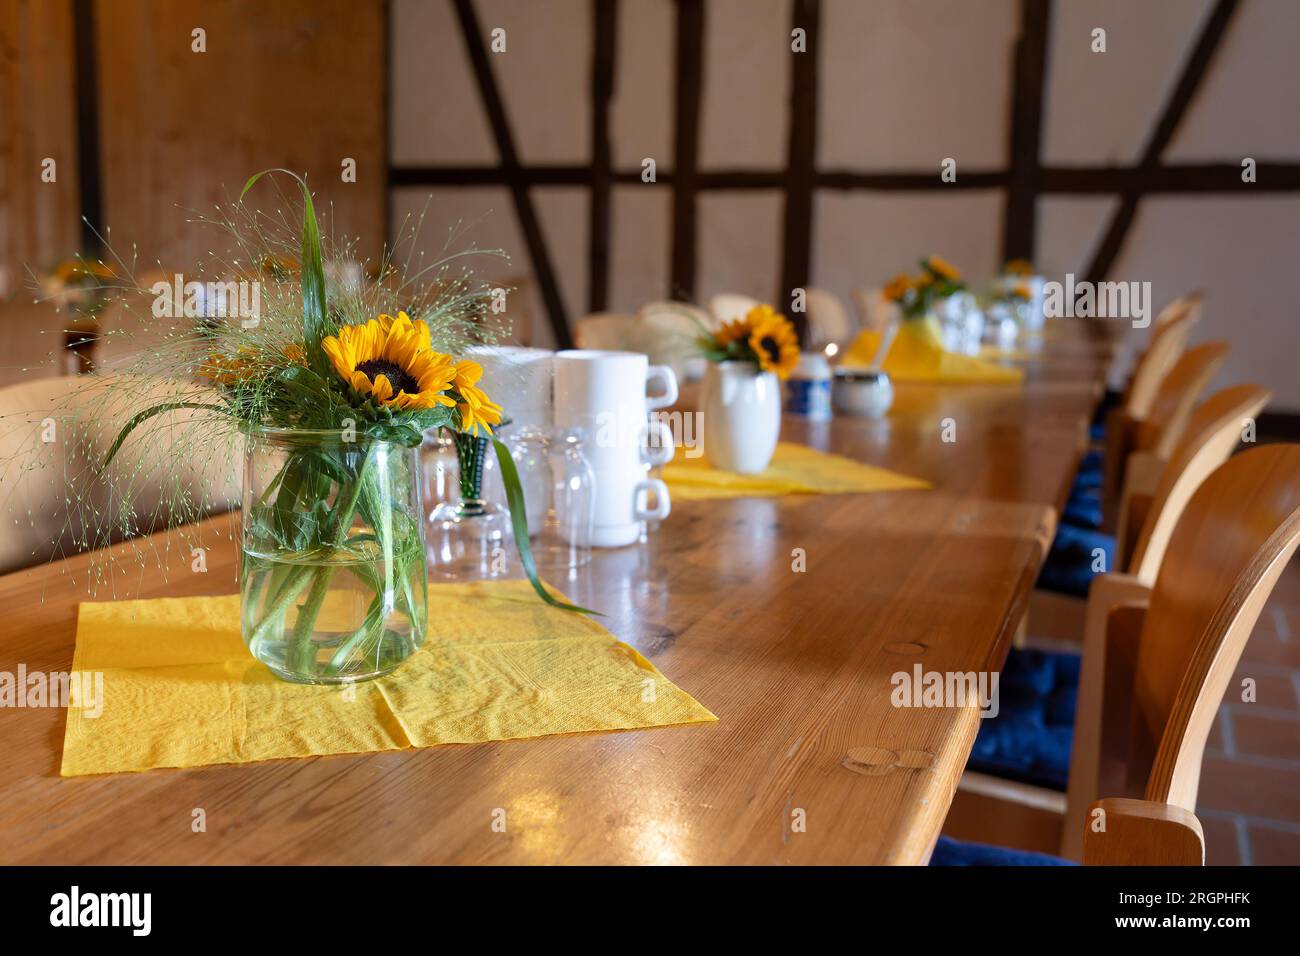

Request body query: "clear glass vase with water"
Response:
[240, 428, 427, 684]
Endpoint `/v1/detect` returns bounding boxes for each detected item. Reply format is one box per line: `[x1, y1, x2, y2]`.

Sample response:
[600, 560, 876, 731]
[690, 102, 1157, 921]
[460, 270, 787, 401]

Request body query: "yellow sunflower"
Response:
[924, 255, 961, 282]
[321, 311, 457, 411]
[745, 306, 800, 380]
[882, 273, 913, 302]
[713, 316, 751, 348]
[1004, 258, 1034, 277]
[53, 258, 114, 282]
[450, 359, 504, 436]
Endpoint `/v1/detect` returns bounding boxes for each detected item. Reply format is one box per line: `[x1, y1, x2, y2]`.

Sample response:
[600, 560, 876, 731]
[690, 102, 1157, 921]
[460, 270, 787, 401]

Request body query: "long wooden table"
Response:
[0, 321, 1119, 864]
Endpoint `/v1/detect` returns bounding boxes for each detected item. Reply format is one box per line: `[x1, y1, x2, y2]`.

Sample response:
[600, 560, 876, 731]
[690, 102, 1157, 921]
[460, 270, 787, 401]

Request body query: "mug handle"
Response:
[646, 364, 679, 411]
[640, 418, 676, 467]
[632, 477, 671, 522]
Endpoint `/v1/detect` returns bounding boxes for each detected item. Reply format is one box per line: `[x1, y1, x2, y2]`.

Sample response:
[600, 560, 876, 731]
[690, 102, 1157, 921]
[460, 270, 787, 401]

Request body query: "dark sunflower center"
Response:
[759, 336, 782, 362]
[355, 359, 420, 395]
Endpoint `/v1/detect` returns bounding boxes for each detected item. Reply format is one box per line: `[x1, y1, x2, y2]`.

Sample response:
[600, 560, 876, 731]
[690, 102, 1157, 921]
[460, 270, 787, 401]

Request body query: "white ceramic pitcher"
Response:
[701, 361, 781, 475]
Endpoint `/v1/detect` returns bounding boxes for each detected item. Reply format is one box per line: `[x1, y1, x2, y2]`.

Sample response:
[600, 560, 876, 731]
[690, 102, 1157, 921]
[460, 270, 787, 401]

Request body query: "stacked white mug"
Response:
[553, 350, 678, 547]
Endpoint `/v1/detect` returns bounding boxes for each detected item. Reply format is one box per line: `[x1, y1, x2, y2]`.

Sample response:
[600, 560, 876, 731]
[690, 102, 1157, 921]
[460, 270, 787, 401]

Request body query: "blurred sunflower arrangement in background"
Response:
[698, 303, 800, 380]
[881, 255, 968, 320]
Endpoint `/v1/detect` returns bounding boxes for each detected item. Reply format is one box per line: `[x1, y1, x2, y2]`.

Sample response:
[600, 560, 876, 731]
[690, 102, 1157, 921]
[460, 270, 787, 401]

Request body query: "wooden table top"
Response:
[0, 320, 1117, 865]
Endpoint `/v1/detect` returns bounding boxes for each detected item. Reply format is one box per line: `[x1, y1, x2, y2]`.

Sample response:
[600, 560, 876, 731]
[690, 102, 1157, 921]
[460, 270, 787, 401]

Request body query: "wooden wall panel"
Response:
[0, 0, 81, 296]
[95, 0, 385, 272]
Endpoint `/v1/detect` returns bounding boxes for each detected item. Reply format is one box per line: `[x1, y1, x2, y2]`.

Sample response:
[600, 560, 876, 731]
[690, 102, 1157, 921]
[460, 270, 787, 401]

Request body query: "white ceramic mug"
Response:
[554, 350, 677, 423]
[558, 410, 674, 547]
[554, 351, 678, 547]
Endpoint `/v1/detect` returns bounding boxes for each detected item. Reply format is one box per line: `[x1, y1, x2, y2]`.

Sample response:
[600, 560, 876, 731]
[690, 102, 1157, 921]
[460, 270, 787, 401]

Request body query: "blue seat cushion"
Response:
[1062, 485, 1102, 529]
[931, 835, 1076, 866]
[1072, 449, 1104, 490]
[968, 648, 1081, 791]
[1036, 524, 1115, 598]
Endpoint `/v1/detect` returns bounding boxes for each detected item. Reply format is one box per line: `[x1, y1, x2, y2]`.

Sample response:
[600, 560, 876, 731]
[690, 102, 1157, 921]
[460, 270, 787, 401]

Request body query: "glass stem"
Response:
[283, 445, 377, 673]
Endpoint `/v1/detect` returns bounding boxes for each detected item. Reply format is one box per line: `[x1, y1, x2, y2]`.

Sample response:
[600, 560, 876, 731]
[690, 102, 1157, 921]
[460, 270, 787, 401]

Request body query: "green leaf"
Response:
[492, 438, 599, 615]
[100, 401, 229, 474]
[240, 168, 332, 379]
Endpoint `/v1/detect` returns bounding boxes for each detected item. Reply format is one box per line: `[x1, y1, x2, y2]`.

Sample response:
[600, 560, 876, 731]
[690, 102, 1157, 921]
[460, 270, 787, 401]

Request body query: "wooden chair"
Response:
[1105, 340, 1229, 525]
[1078, 444, 1300, 862]
[0, 375, 239, 573]
[851, 286, 894, 333]
[1035, 382, 1267, 638]
[0, 299, 73, 388]
[803, 288, 855, 350]
[951, 392, 1274, 858]
[1099, 307, 1199, 533]
[573, 312, 637, 351]
[707, 293, 760, 326]
[1116, 383, 1266, 575]
[636, 300, 711, 384]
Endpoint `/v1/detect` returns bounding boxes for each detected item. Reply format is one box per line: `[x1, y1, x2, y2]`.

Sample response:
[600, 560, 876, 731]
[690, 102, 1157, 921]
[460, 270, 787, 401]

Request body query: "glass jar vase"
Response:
[240, 428, 427, 684]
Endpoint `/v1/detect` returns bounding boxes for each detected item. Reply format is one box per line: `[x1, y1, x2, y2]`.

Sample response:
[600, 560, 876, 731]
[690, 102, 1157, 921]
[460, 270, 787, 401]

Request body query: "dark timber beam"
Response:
[587, 0, 618, 313]
[670, 0, 704, 300]
[389, 162, 1300, 193]
[72, 0, 103, 254]
[1042, 163, 1300, 193]
[779, 0, 820, 342]
[451, 0, 573, 347]
[1083, 0, 1241, 286]
[1001, 0, 1051, 264]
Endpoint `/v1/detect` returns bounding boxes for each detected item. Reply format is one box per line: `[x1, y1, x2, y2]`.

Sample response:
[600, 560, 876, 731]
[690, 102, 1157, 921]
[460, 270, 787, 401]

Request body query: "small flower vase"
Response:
[241, 428, 428, 684]
[426, 429, 512, 580]
[701, 360, 781, 475]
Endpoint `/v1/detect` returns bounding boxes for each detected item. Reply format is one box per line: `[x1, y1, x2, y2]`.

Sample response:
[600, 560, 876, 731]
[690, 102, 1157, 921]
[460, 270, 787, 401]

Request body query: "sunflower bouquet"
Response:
[73, 168, 587, 684]
[881, 255, 966, 320]
[697, 303, 800, 380]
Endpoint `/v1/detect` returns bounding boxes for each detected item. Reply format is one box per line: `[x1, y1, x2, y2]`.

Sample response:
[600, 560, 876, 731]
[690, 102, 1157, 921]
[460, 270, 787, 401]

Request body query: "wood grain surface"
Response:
[0, 319, 1119, 864]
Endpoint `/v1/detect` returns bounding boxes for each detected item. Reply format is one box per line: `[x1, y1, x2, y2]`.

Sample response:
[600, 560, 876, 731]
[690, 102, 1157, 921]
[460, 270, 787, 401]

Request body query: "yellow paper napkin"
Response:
[664, 441, 930, 500]
[61, 579, 715, 776]
[841, 318, 1024, 384]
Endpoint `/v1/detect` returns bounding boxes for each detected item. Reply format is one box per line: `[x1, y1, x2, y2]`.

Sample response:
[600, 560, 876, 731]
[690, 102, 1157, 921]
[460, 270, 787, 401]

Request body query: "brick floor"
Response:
[1199, 556, 1300, 864]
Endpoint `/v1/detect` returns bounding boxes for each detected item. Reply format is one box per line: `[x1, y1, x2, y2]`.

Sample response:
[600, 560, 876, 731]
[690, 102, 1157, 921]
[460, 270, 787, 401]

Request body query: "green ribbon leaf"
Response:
[492, 437, 599, 615]
[100, 401, 230, 474]
[240, 169, 332, 380]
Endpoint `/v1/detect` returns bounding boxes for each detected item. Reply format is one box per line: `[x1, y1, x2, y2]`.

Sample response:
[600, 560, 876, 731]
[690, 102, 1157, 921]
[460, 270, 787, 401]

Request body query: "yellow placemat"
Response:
[61, 579, 715, 776]
[664, 441, 930, 500]
[978, 343, 1038, 361]
[842, 318, 1024, 384]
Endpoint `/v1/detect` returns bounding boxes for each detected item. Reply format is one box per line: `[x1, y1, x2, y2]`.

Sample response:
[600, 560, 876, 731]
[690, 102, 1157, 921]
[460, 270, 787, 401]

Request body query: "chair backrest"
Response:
[1123, 309, 1198, 420]
[803, 288, 854, 348]
[1154, 290, 1203, 330]
[1128, 445, 1300, 810]
[573, 312, 636, 351]
[636, 301, 711, 383]
[708, 293, 760, 326]
[0, 375, 240, 574]
[1127, 384, 1271, 583]
[0, 299, 68, 389]
[851, 286, 895, 333]
[1138, 341, 1229, 457]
